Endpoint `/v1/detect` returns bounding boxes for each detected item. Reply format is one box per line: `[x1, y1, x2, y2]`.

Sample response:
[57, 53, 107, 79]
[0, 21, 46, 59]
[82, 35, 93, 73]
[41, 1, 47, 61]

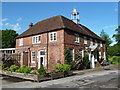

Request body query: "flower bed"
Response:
[0, 64, 73, 82]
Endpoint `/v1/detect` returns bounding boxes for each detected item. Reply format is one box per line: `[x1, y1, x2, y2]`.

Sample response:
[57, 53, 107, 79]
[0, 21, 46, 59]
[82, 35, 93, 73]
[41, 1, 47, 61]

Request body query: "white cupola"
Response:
[71, 8, 80, 24]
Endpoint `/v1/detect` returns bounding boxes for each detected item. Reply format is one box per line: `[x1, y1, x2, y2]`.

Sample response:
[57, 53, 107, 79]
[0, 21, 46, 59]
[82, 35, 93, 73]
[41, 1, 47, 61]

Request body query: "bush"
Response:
[108, 56, 120, 64]
[55, 64, 71, 72]
[9, 65, 19, 72]
[24, 66, 32, 75]
[1, 64, 7, 70]
[82, 53, 90, 69]
[16, 65, 32, 75]
[37, 65, 47, 76]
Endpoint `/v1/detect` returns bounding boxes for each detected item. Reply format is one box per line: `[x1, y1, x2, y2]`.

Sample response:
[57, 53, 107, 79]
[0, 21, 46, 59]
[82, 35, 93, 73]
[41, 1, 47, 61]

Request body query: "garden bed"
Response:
[0, 69, 73, 82]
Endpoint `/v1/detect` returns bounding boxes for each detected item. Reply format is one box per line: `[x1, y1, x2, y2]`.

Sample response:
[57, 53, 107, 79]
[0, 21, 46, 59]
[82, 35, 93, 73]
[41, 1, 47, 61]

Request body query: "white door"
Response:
[38, 50, 45, 69]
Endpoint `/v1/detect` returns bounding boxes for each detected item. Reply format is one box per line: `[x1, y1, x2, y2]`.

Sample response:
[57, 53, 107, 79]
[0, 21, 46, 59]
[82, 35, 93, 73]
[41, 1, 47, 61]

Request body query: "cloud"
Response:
[2, 22, 21, 31]
[2, 18, 8, 22]
[4, 23, 9, 26]
[103, 25, 117, 29]
[9, 23, 21, 31]
[17, 17, 22, 21]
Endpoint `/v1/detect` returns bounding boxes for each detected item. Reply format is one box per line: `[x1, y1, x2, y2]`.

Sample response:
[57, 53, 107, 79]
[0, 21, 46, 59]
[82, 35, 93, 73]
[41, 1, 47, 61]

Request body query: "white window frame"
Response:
[100, 41, 103, 47]
[49, 32, 57, 42]
[90, 38, 93, 45]
[84, 36, 87, 44]
[75, 34, 79, 43]
[31, 51, 35, 63]
[32, 35, 41, 44]
[19, 38, 23, 46]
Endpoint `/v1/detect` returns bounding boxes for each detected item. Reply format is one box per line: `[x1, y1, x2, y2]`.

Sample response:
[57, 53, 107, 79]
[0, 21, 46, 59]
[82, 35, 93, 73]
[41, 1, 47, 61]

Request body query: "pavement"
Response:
[1, 64, 120, 89]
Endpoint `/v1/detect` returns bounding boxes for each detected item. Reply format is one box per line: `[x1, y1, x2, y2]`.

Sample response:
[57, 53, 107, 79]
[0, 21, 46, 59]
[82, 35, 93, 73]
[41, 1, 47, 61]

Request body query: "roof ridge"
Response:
[59, 15, 66, 28]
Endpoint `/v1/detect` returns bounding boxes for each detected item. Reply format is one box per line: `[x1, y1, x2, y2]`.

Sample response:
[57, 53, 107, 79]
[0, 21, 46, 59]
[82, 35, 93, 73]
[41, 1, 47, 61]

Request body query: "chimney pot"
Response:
[29, 22, 33, 28]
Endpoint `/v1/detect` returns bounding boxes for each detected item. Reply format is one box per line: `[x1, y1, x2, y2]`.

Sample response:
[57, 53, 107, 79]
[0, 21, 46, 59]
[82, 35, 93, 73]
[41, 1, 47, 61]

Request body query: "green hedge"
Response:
[55, 64, 71, 72]
[108, 56, 120, 64]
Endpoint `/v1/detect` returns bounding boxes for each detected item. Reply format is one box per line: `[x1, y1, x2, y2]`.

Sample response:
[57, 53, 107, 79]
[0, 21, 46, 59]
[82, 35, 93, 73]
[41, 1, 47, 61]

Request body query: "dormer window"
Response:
[49, 32, 57, 42]
[84, 36, 87, 44]
[19, 38, 23, 46]
[32, 35, 41, 44]
[75, 34, 79, 43]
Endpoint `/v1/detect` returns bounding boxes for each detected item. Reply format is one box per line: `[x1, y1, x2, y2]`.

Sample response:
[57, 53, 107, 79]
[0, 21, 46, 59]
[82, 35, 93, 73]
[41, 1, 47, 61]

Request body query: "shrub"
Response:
[55, 64, 63, 72]
[63, 64, 71, 72]
[108, 56, 120, 64]
[24, 67, 32, 75]
[16, 65, 32, 75]
[9, 65, 19, 72]
[37, 65, 47, 76]
[55, 64, 71, 72]
[19, 65, 26, 73]
[1, 64, 7, 70]
[4, 67, 9, 71]
[82, 53, 90, 69]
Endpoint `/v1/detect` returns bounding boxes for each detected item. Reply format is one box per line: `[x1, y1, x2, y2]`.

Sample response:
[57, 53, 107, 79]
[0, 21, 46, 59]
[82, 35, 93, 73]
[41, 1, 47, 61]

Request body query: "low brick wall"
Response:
[0, 70, 73, 82]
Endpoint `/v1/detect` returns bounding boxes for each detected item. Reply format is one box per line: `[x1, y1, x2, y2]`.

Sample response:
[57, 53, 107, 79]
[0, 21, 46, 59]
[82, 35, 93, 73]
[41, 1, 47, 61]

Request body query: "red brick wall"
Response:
[16, 29, 64, 71]
[16, 28, 106, 71]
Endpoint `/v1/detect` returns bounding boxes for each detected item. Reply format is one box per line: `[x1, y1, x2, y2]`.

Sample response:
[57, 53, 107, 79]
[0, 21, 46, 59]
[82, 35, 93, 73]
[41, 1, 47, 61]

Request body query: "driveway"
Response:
[1, 69, 119, 89]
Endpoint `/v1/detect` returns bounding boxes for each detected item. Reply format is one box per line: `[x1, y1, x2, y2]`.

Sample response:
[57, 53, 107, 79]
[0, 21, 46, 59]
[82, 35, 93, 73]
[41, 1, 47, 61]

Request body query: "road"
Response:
[1, 69, 119, 89]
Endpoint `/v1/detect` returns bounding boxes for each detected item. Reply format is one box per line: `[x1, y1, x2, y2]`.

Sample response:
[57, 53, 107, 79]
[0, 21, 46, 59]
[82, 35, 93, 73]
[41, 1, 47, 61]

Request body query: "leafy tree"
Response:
[2, 29, 18, 48]
[113, 26, 120, 44]
[108, 42, 120, 56]
[100, 30, 112, 61]
[100, 30, 112, 46]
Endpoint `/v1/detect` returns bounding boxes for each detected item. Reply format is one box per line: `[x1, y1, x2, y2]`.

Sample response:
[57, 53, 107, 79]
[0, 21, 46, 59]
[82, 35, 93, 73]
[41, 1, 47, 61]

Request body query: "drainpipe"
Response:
[47, 31, 49, 70]
[28, 47, 31, 66]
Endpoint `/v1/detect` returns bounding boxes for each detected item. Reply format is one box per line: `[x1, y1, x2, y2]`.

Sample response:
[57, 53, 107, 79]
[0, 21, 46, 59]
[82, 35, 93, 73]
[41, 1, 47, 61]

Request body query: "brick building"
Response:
[16, 9, 106, 71]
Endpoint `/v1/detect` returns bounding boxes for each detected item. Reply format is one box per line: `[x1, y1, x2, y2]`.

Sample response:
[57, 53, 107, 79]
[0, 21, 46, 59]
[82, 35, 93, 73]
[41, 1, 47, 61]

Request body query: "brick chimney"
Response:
[29, 22, 33, 28]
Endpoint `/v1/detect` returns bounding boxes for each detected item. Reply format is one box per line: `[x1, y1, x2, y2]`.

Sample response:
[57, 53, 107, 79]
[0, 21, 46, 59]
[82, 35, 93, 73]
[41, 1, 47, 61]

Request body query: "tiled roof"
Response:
[16, 15, 103, 41]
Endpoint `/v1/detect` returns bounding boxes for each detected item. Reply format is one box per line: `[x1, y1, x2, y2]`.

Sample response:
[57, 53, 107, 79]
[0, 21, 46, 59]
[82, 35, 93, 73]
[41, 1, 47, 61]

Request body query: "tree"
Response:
[113, 26, 120, 44]
[100, 30, 112, 46]
[2, 29, 18, 48]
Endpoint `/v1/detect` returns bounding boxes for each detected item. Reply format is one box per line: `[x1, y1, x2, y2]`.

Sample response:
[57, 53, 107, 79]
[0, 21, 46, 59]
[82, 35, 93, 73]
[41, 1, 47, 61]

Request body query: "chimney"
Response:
[29, 22, 33, 28]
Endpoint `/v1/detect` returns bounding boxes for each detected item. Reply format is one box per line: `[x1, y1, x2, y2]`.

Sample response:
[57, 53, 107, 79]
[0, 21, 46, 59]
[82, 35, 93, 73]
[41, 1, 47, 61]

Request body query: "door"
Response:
[38, 50, 45, 69]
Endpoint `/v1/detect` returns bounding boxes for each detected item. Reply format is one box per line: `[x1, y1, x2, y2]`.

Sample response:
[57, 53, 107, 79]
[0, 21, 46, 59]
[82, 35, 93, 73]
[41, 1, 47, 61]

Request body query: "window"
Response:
[32, 35, 41, 44]
[84, 36, 87, 44]
[100, 41, 103, 47]
[95, 40, 98, 45]
[40, 50, 45, 55]
[19, 38, 23, 46]
[75, 34, 79, 43]
[31, 51, 35, 63]
[69, 48, 74, 61]
[90, 38, 93, 45]
[49, 32, 57, 42]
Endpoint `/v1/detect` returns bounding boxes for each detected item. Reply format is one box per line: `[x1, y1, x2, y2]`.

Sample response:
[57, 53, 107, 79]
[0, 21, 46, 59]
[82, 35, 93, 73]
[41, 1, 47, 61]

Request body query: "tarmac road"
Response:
[1, 69, 119, 89]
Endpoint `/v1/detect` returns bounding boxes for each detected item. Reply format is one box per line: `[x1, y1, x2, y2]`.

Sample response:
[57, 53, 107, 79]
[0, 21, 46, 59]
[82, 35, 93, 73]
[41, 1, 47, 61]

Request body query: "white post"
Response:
[104, 52, 106, 60]
[91, 54, 95, 68]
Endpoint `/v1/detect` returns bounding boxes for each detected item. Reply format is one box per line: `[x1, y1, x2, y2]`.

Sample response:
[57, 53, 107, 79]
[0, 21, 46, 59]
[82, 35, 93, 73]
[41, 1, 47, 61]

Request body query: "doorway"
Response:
[38, 50, 45, 69]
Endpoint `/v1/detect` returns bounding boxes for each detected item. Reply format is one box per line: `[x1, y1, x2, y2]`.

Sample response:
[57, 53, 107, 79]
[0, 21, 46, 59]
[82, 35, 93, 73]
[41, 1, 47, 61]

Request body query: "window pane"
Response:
[40, 51, 45, 55]
[38, 36, 41, 42]
[50, 33, 53, 41]
[32, 52, 35, 61]
[54, 33, 56, 40]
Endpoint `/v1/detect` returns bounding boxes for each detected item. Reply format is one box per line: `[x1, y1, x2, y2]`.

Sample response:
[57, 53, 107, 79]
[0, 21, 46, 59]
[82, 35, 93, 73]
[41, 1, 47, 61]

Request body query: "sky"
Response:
[1, 2, 118, 45]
